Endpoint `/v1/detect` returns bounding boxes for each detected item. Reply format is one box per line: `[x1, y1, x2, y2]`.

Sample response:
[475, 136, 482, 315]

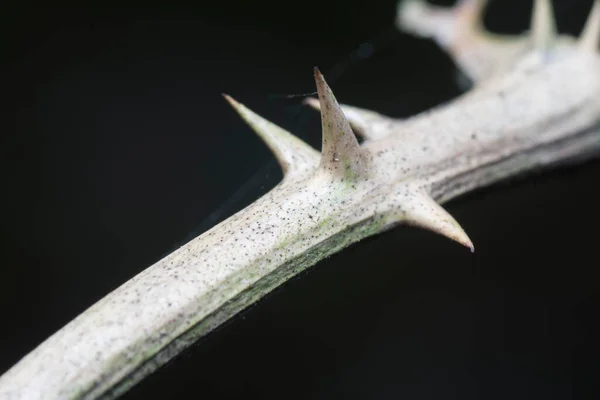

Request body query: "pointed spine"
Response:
[530, 0, 557, 50]
[314, 68, 368, 181]
[401, 188, 474, 251]
[304, 97, 396, 140]
[579, 0, 600, 51]
[224, 95, 319, 176]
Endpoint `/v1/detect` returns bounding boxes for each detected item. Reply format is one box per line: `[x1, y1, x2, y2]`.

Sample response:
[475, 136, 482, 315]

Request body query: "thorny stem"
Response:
[1, 1, 599, 399]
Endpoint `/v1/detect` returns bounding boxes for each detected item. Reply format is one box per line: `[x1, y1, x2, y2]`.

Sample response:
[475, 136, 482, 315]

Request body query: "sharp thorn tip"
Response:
[223, 93, 235, 104]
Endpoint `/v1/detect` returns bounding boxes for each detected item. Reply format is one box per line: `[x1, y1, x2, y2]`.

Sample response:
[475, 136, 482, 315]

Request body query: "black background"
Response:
[2, 0, 600, 399]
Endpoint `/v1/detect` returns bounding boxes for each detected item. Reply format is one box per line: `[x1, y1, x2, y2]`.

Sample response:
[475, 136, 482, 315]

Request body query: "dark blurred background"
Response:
[1, 0, 599, 399]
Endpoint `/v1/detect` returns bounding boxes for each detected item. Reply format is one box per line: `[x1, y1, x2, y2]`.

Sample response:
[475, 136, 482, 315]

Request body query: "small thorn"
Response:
[396, 0, 437, 39]
[396, 0, 487, 39]
[398, 0, 529, 83]
[579, 0, 600, 52]
[313, 68, 367, 181]
[303, 96, 320, 108]
[224, 94, 319, 176]
[403, 189, 474, 251]
[531, 0, 557, 50]
[304, 97, 397, 140]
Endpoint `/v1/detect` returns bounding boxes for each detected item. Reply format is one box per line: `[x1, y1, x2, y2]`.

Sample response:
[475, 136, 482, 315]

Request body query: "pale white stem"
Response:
[1, 5, 600, 400]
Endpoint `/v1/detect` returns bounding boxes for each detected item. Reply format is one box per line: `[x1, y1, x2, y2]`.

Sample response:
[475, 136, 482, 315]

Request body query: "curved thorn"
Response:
[403, 190, 474, 252]
[313, 68, 367, 181]
[304, 97, 397, 140]
[579, 0, 600, 52]
[531, 0, 557, 50]
[224, 94, 319, 176]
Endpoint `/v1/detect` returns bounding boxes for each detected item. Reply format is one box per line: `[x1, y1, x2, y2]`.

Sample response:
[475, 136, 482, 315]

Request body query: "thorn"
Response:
[396, 0, 487, 39]
[531, 0, 557, 50]
[455, 0, 488, 30]
[579, 0, 600, 52]
[403, 189, 474, 252]
[313, 68, 367, 181]
[396, 0, 437, 39]
[397, 0, 514, 83]
[304, 97, 397, 140]
[223, 94, 319, 176]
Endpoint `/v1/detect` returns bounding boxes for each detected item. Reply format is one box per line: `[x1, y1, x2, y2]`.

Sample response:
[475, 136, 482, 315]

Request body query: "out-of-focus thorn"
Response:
[530, 0, 557, 50]
[396, 0, 487, 40]
[579, 0, 600, 52]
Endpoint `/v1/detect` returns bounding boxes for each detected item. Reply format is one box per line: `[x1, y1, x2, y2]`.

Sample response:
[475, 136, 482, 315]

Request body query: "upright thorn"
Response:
[313, 68, 367, 181]
[304, 97, 396, 141]
[224, 95, 319, 176]
[531, 0, 557, 50]
[579, 0, 600, 51]
[402, 189, 474, 252]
